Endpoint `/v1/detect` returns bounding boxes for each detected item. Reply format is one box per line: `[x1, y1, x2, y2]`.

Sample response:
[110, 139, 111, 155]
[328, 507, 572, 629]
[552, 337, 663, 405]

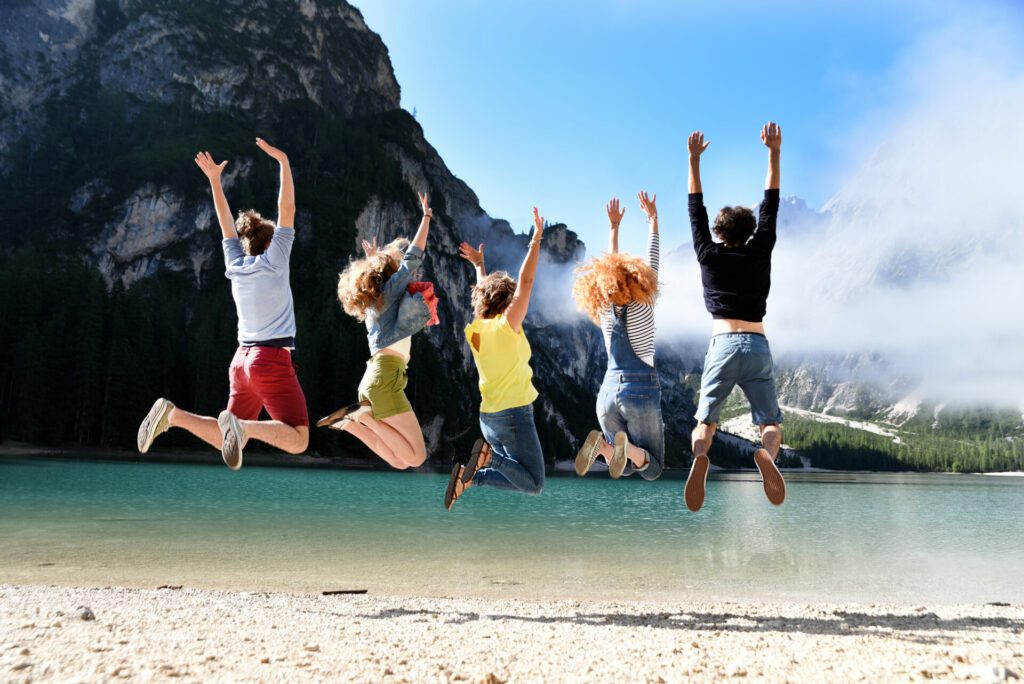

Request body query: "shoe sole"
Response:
[754, 448, 787, 505]
[316, 401, 370, 429]
[684, 454, 710, 512]
[609, 432, 628, 479]
[137, 398, 171, 454]
[574, 430, 604, 476]
[218, 411, 244, 471]
[444, 464, 463, 511]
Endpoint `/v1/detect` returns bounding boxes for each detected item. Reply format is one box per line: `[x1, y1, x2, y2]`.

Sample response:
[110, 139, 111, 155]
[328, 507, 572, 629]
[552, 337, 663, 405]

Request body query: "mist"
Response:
[653, 18, 1024, 406]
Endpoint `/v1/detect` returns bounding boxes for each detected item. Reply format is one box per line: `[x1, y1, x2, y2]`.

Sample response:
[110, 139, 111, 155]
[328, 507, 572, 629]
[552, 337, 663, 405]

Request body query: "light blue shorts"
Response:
[695, 333, 783, 426]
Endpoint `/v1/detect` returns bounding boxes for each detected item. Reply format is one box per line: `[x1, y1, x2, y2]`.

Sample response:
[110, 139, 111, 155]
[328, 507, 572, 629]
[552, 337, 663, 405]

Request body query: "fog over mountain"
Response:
[655, 18, 1024, 409]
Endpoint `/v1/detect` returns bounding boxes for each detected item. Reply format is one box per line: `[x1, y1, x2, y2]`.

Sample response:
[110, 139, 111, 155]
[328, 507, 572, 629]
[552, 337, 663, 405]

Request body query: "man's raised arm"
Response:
[751, 122, 782, 251]
[762, 121, 781, 191]
[195, 151, 236, 240]
[687, 131, 713, 260]
[256, 138, 295, 228]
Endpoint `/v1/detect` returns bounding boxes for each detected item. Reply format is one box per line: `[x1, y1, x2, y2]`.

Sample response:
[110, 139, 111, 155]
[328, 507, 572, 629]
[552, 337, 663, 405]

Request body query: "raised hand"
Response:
[419, 192, 433, 219]
[459, 242, 485, 268]
[194, 151, 227, 181]
[606, 198, 625, 229]
[532, 207, 545, 241]
[361, 236, 379, 257]
[761, 122, 782, 151]
[255, 137, 288, 163]
[688, 131, 710, 158]
[637, 191, 657, 221]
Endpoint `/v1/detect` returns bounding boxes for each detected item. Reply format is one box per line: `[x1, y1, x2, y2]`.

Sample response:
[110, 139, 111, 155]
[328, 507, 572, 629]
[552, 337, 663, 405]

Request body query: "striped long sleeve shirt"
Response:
[599, 231, 659, 367]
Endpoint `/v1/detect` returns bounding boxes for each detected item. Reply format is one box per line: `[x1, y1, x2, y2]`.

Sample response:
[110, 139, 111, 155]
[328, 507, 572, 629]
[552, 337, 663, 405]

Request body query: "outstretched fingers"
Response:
[606, 197, 624, 225]
[458, 241, 484, 265]
[418, 192, 433, 218]
[637, 190, 657, 218]
[688, 131, 710, 155]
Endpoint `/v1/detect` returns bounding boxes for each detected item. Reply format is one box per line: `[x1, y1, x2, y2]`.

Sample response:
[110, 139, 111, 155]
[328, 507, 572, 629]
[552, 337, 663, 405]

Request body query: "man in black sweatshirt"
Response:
[684, 122, 786, 512]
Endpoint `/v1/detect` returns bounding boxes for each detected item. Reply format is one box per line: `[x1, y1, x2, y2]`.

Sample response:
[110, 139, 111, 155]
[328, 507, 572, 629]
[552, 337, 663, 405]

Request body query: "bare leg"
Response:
[169, 407, 221, 449]
[626, 444, 648, 468]
[242, 421, 309, 454]
[599, 439, 647, 468]
[352, 410, 420, 467]
[760, 423, 782, 460]
[691, 421, 716, 457]
[381, 411, 428, 467]
[340, 420, 409, 470]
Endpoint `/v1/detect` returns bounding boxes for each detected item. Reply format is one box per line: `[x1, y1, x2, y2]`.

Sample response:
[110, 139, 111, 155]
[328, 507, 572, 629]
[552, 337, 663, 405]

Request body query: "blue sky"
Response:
[358, 0, 1022, 257]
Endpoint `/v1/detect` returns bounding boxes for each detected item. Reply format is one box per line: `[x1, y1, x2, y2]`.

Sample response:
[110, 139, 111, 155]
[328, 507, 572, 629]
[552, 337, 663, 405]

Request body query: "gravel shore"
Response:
[2, 584, 1022, 682]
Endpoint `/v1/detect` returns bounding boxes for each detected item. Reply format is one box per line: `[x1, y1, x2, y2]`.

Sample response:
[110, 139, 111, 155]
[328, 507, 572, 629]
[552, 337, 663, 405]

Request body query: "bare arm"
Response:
[412, 192, 432, 252]
[606, 198, 624, 253]
[761, 121, 781, 190]
[458, 242, 486, 283]
[506, 208, 546, 333]
[194, 151, 236, 239]
[256, 138, 294, 227]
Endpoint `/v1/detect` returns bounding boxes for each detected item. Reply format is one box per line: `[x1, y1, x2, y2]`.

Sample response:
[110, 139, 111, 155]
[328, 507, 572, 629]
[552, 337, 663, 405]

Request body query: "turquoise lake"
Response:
[2, 458, 1023, 604]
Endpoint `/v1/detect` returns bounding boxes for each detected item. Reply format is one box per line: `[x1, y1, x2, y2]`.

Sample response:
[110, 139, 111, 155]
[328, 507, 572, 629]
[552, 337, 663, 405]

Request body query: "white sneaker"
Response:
[217, 410, 247, 471]
[137, 398, 174, 454]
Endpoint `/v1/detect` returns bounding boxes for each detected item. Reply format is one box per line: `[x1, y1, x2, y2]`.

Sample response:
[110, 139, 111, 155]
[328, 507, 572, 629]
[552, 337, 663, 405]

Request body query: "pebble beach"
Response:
[2, 584, 1022, 682]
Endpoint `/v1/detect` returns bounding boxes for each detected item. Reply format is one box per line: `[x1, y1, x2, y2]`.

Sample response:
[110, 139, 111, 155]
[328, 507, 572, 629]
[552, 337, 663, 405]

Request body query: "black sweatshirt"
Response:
[689, 189, 779, 323]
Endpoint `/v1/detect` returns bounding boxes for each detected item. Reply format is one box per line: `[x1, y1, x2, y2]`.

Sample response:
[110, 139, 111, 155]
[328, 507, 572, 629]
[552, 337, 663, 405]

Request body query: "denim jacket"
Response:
[365, 244, 433, 354]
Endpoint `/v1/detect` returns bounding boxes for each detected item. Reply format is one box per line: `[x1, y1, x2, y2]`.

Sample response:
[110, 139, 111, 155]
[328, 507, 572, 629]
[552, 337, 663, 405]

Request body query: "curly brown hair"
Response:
[472, 271, 517, 320]
[235, 210, 276, 256]
[572, 253, 658, 324]
[712, 206, 757, 248]
[336, 238, 410, 321]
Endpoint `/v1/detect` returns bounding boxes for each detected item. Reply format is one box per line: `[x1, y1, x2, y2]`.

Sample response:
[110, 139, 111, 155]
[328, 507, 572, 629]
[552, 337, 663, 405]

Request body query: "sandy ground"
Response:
[1, 585, 1022, 683]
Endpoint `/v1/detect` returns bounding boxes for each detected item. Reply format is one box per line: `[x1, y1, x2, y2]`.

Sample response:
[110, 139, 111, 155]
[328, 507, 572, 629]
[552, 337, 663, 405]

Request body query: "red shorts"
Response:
[227, 346, 309, 427]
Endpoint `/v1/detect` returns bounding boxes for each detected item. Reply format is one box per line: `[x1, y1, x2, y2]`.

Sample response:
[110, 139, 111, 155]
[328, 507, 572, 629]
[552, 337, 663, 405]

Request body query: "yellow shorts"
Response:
[358, 354, 412, 420]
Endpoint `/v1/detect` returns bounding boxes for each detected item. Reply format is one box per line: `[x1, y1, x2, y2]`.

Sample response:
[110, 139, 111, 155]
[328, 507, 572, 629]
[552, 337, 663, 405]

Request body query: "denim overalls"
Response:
[596, 306, 665, 480]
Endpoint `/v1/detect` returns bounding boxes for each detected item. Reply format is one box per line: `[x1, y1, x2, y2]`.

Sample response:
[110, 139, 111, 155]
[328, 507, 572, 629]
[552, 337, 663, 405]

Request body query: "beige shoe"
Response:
[609, 432, 629, 479]
[137, 398, 174, 454]
[574, 430, 604, 476]
[684, 450, 710, 512]
[753, 449, 786, 505]
[217, 410, 247, 471]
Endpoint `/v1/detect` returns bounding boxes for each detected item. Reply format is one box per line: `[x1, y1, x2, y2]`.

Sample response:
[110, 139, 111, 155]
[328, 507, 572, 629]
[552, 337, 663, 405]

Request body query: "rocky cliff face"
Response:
[0, 0, 701, 462]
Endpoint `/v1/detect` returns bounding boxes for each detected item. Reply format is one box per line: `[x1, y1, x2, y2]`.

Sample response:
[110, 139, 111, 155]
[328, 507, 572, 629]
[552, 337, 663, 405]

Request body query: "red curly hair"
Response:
[572, 252, 658, 324]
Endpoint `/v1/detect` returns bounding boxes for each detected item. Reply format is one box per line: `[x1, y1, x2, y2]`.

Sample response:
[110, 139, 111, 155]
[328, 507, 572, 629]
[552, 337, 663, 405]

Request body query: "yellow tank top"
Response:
[464, 314, 539, 413]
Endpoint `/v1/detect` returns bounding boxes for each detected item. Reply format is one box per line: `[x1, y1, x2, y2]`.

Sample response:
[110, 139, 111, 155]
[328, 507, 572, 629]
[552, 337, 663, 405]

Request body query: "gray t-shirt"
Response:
[222, 227, 296, 345]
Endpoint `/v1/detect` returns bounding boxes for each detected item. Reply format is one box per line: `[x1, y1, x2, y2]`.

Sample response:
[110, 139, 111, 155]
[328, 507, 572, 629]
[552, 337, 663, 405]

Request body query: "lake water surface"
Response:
[1, 458, 1022, 604]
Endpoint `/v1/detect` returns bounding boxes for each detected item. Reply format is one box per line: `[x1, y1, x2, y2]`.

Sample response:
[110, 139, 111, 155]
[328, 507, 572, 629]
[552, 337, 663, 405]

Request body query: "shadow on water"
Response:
[354, 607, 1024, 645]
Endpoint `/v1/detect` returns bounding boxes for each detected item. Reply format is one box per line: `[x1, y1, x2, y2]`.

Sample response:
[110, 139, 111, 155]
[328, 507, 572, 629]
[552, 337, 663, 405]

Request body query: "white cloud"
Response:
[658, 16, 1024, 405]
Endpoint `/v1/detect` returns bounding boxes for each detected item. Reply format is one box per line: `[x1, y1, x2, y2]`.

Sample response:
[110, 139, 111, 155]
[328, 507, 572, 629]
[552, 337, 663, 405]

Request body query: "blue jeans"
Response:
[473, 404, 545, 495]
[597, 372, 665, 480]
[695, 333, 783, 426]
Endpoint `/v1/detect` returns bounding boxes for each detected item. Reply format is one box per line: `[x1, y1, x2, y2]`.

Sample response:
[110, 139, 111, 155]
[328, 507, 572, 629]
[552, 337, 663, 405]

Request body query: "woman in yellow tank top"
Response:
[444, 208, 547, 509]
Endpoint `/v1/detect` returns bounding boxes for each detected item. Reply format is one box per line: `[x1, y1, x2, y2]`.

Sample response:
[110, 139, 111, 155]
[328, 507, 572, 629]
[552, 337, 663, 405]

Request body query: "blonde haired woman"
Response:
[444, 208, 547, 509]
[572, 192, 664, 480]
[317, 192, 438, 470]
